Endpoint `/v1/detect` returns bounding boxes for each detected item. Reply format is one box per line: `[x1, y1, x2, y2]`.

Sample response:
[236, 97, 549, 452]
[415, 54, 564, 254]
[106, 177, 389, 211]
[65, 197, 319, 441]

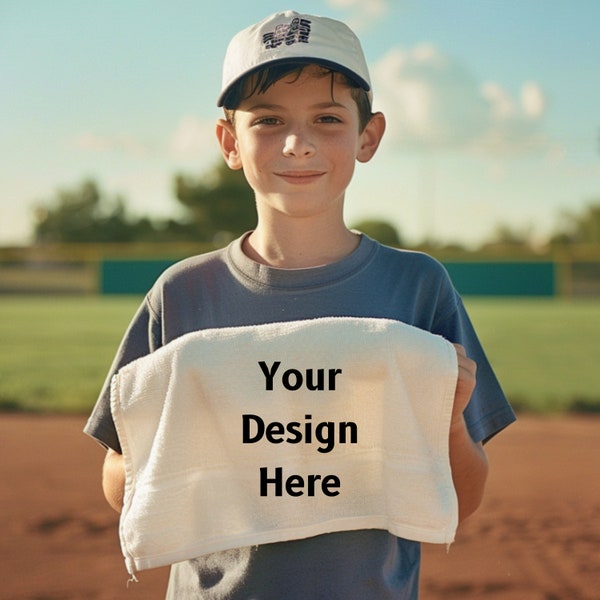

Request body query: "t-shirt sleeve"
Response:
[83, 296, 160, 453]
[432, 293, 516, 444]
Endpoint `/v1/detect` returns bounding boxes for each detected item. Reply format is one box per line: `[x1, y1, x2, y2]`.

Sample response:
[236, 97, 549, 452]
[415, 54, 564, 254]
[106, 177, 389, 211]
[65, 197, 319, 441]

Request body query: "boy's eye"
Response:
[317, 115, 343, 124]
[254, 117, 280, 126]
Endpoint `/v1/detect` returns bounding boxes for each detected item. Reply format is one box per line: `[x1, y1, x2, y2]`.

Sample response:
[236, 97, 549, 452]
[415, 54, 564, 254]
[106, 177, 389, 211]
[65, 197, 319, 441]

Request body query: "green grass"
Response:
[1, 295, 599, 414]
[464, 298, 600, 413]
[0, 296, 141, 413]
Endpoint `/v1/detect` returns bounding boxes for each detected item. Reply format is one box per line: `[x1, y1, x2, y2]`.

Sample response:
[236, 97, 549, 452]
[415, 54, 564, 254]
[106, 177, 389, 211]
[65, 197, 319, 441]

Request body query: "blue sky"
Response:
[2, 0, 599, 247]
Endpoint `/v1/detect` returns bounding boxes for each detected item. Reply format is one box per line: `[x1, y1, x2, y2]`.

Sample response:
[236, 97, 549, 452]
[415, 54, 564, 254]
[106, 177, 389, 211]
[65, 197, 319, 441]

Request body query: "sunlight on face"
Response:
[230, 66, 366, 220]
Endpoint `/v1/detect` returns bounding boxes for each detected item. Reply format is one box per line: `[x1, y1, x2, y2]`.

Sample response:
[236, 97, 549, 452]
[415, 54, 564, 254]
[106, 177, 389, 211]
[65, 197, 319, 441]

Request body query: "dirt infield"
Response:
[1, 414, 598, 599]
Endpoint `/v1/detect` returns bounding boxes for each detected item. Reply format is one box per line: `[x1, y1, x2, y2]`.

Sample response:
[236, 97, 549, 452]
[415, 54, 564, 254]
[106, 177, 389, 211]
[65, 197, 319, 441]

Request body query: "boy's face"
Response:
[217, 65, 384, 221]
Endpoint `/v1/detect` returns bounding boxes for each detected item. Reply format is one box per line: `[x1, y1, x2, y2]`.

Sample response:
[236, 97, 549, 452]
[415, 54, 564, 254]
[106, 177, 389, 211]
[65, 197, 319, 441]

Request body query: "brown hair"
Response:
[222, 63, 374, 132]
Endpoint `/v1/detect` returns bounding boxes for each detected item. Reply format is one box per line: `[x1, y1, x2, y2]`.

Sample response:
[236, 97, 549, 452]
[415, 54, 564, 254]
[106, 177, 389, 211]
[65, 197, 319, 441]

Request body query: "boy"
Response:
[85, 10, 515, 599]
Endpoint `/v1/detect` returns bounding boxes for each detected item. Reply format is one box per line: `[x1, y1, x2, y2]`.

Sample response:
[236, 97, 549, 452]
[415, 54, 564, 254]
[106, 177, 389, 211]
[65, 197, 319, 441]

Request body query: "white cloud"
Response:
[371, 45, 548, 156]
[521, 81, 546, 118]
[482, 82, 517, 119]
[71, 115, 218, 163]
[73, 132, 153, 158]
[326, 0, 390, 30]
[373, 45, 489, 147]
[168, 115, 217, 160]
[477, 80, 548, 156]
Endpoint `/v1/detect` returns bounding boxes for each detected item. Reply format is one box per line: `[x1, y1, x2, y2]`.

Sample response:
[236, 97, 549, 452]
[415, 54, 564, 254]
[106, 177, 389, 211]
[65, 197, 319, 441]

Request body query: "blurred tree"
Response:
[34, 179, 138, 243]
[173, 162, 256, 242]
[478, 223, 534, 253]
[31, 165, 258, 245]
[351, 219, 402, 247]
[551, 201, 600, 246]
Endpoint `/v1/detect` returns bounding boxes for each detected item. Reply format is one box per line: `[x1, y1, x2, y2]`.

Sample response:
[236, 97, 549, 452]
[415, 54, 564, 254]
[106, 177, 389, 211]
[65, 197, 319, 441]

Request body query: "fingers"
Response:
[451, 344, 477, 424]
[453, 344, 477, 380]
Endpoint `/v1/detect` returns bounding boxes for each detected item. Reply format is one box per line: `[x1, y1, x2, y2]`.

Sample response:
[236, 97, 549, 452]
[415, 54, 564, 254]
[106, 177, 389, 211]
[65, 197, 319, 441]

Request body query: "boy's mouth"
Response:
[275, 171, 325, 184]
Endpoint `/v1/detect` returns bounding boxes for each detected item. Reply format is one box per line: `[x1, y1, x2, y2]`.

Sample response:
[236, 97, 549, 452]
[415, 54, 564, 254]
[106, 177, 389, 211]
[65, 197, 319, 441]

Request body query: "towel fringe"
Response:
[125, 556, 138, 586]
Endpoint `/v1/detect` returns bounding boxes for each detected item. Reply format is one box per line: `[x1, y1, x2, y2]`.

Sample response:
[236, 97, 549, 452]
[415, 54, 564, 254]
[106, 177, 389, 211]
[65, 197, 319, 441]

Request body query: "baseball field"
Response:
[2, 295, 599, 414]
[1, 296, 599, 598]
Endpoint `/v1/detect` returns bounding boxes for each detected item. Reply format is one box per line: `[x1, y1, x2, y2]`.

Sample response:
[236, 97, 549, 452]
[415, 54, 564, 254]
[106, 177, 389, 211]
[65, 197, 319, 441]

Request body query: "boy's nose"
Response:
[282, 131, 316, 158]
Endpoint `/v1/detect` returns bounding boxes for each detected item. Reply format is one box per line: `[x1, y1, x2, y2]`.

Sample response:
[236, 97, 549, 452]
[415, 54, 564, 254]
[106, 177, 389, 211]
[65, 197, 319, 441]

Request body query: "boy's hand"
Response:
[103, 449, 125, 513]
[451, 344, 477, 430]
[449, 344, 488, 522]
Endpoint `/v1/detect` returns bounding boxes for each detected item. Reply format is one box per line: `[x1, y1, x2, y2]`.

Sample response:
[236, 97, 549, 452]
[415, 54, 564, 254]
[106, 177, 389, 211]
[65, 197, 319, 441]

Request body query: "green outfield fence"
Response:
[1, 243, 600, 297]
[443, 261, 555, 296]
[99, 258, 557, 296]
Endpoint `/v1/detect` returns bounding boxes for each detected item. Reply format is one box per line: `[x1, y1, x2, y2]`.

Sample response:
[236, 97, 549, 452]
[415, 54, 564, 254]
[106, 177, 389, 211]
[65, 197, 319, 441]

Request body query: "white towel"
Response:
[111, 317, 459, 576]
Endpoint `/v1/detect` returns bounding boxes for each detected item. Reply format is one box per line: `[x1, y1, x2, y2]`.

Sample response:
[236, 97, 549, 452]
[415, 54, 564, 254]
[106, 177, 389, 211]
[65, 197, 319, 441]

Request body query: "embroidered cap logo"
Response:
[262, 17, 312, 50]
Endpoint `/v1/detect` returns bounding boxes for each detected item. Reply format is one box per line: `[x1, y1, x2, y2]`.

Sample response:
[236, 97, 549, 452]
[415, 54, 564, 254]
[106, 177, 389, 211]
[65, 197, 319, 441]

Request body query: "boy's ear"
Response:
[357, 112, 386, 164]
[216, 119, 243, 170]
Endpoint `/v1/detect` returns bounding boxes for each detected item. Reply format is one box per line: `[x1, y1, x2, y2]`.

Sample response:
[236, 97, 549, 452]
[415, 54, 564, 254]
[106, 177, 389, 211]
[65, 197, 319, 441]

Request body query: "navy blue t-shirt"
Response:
[85, 233, 515, 599]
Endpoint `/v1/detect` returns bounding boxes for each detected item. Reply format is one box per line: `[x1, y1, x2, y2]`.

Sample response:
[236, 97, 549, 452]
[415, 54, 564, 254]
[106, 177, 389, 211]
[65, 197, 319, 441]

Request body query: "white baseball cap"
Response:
[217, 10, 372, 107]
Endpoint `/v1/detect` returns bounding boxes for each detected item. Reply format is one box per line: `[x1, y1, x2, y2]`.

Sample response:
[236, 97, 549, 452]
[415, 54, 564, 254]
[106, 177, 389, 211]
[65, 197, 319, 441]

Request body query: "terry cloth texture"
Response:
[110, 316, 459, 576]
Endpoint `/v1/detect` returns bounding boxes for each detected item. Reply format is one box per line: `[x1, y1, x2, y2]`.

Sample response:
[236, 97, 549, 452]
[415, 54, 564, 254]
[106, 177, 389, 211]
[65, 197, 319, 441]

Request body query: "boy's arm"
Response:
[449, 345, 489, 524]
[102, 449, 126, 513]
